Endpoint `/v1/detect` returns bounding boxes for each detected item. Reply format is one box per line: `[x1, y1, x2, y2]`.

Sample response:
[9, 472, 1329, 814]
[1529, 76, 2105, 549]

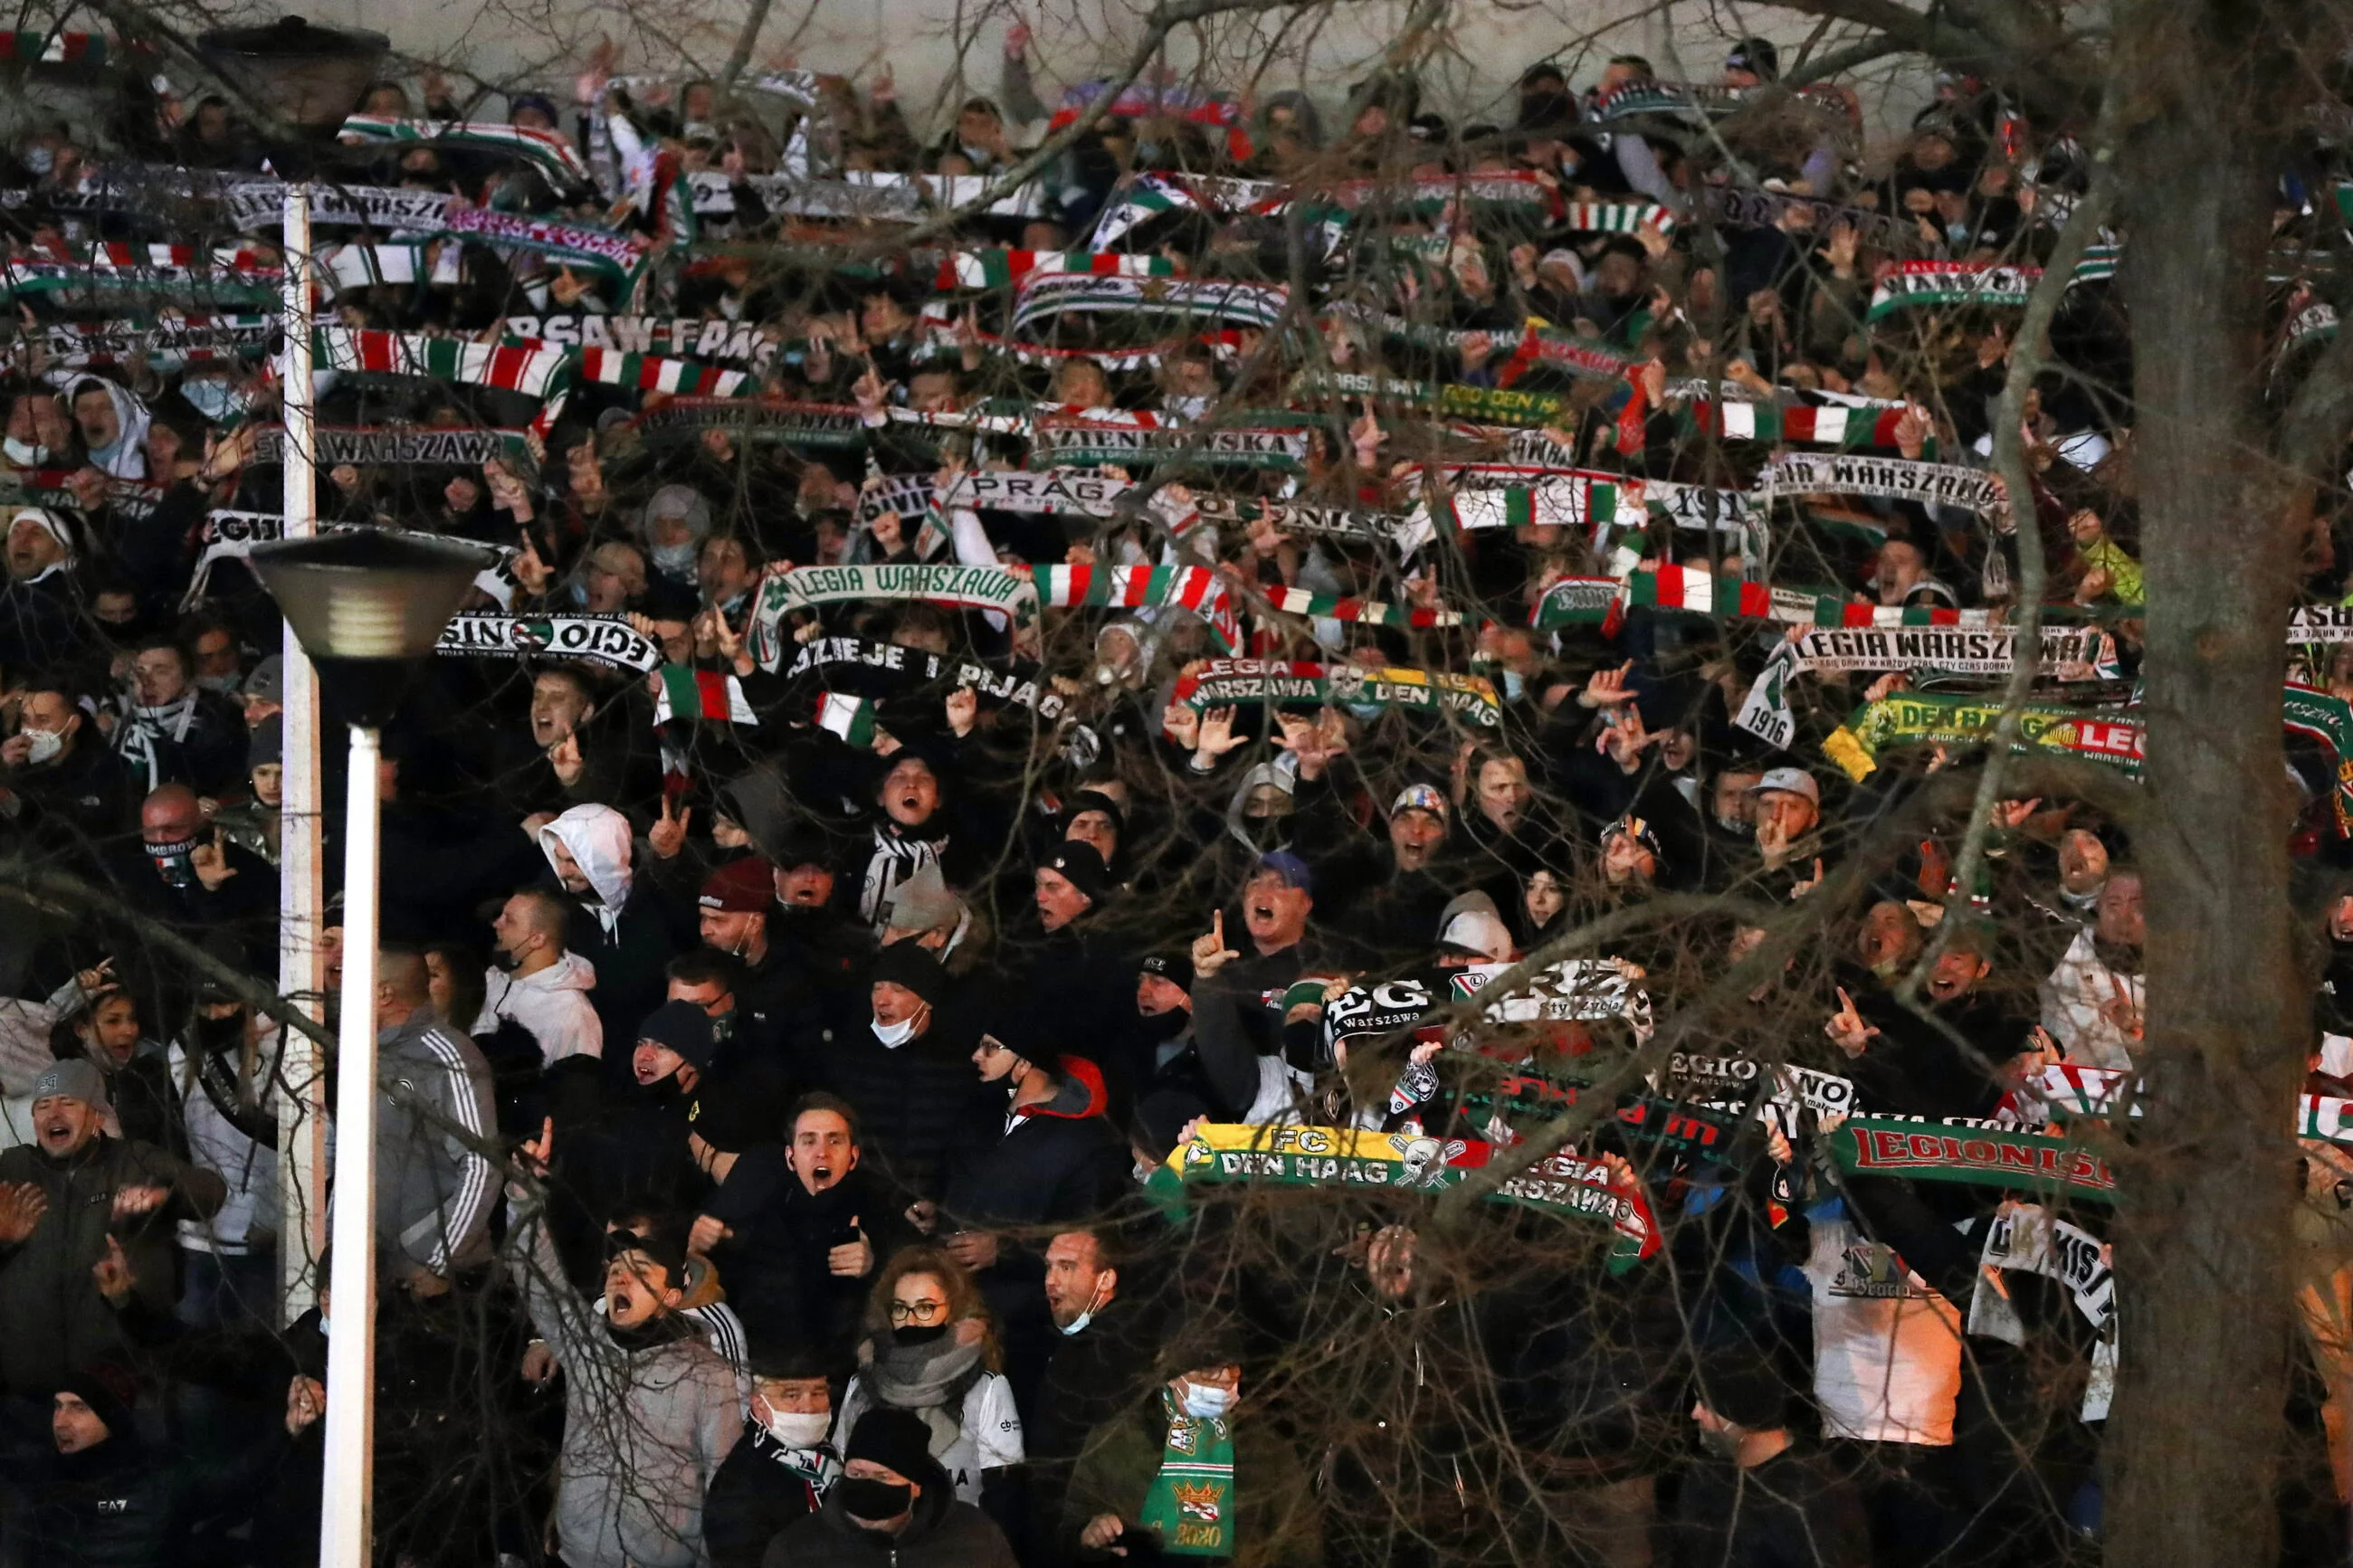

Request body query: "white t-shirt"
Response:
[1804, 1212, 1962, 1445]
[834, 1369, 1024, 1504]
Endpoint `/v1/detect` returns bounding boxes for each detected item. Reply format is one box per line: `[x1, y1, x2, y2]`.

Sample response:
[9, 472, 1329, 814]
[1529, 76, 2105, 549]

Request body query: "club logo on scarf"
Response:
[1171, 1480, 1224, 1522]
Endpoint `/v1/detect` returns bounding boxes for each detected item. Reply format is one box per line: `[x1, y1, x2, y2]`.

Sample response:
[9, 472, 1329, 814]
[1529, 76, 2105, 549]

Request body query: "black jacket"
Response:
[941, 1059, 1126, 1234]
[1668, 1444, 1872, 1568]
[13, 1436, 185, 1568]
[704, 1424, 831, 1568]
[763, 1470, 1018, 1568]
[704, 1161, 904, 1359]
[811, 1013, 995, 1204]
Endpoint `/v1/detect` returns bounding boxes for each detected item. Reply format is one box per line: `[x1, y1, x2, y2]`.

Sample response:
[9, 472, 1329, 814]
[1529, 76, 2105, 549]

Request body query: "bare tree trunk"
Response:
[2106, 3, 2317, 1562]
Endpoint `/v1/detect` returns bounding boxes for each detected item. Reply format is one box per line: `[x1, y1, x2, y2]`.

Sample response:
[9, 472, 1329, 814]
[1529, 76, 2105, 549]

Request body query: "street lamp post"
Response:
[245, 529, 496, 1568]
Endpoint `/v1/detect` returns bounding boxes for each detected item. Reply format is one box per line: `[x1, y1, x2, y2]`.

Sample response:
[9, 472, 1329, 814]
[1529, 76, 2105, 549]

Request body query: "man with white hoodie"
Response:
[538, 803, 695, 1092]
[475, 888, 604, 1067]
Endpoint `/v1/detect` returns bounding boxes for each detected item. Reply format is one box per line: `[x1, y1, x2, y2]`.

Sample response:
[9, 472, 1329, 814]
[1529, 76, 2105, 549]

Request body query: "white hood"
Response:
[513, 949, 598, 993]
[539, 803, 634, 926]
[68, 375, 152, 480]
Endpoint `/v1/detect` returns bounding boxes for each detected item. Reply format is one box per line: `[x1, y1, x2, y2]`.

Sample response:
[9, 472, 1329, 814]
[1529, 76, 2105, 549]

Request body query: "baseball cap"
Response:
[1747, 766, 1821, 804]
[1437, 891, 1514, 961]
[1253, 851, 1315, 896]
[1389, 784, 1450, 822]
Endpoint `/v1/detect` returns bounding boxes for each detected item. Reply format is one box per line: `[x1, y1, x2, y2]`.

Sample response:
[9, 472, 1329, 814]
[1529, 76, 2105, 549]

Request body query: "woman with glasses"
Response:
[830, 1245, 1025, 1538]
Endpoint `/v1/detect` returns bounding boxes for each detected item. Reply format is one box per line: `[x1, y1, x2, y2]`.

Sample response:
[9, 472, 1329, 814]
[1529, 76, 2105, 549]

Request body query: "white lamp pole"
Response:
[277, 183, 330, 1323]
[318, 719, 381, 1568]
[247, 530, 496, 1568]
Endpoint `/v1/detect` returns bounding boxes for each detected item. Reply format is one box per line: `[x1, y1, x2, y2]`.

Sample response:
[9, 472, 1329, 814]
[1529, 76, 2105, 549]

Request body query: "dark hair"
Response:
[422, 939, 487, 1034]
[131, 634, 190, 676]
[666, 947, 745, 993]
[788, 1090, 861, 1144]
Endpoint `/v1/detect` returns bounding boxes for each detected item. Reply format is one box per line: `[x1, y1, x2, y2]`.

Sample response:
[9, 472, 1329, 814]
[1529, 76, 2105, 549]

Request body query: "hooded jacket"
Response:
[539, 803, 695, 1077]
[19, 1430, 187, 1568]
[761, 1463, 1018, 1568]
[473, 950, 604, 1065]
[516, 1211, 742, 1568]
[67, 376, 152, 480]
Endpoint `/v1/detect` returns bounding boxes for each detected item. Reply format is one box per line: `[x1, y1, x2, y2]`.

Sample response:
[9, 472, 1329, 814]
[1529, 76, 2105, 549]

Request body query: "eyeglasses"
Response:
[888, 1298, 949, 1325]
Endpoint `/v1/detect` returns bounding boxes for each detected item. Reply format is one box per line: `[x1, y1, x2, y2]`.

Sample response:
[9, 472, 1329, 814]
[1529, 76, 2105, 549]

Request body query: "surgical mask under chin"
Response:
[651, 541, 698, 578]
[22, 147, 52, 176]
[871, 1015, 918, 1048]
[3, 436, 50, 467]
[22, 727, 62, 765]
[567, 578, 592, 608]
[1499, 669, 1526, 701]
[1178, 1382, 1234, 1420]
[196, 672, 243, 696]
[1058, 1279, 1106, 1336]
[761, 1408, 832, 1447]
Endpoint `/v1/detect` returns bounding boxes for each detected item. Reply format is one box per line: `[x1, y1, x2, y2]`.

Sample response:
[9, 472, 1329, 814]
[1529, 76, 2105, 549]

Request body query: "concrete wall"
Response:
[166, 0, 1933, 143]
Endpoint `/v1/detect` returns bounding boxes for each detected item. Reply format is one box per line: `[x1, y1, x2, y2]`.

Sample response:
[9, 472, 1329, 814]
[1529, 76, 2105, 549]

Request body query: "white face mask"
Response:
[651, 541, 699, 578]
[180, 379, 252, 423]
[761, 1408, 831, 1447]
[196, 673, 243, 696]
[21, 727, 62, 765]
[3, 436, 49, 467]
[1178, 1382, 1234, 1420]
[871, 1015, 918, 1048]
[1058, 1276, 1108, 1336]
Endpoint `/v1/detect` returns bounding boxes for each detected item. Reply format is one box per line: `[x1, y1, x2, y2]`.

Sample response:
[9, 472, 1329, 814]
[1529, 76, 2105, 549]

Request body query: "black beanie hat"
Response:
[869, 941, 947, 1006]
[1695, 1346, 1789, 1430]
[636, 999, 718, 1071]
[843, 1407, 936, 1481]
[1041, 840, 1111, 906]
[57, 1364, 138, 1439]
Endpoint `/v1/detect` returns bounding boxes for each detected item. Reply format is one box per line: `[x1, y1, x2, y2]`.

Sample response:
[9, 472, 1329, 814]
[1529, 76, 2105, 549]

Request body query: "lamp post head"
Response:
[248, 529, 496, 726]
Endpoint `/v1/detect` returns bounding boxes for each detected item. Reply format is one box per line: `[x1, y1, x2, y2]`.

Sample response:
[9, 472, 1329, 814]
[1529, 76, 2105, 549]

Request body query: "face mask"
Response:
[21, 727, 62, 765]
[567, 578, 592, 608]
[651, 541, 698, 578]
[871, 1015, 918, 1048]
[1058, 1278, 1106, 1336]
[1500, 670, 1526, 702]
[1178, 1382, 1234, 1420]
[22, 147, 52, 176]
[196, 672, 243, 696]
[318, 1313, 330, 1335]
[148, 833, 197, 889]
[837, 1476, 912, 1522]
[891, 1322, 948, 1347]
[3, 436, 49, 467]
[761, 1409, 832, 1447]
[1136, 1006, 1187, 1043]
[179, 380, 250, 422]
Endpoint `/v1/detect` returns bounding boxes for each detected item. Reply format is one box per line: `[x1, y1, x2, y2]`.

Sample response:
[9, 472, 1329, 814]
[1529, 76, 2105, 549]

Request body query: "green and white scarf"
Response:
[748, 563, 1042, 670]
[1031, 420, 1306, 471]
[1756, 451, 2003, 516]
[1139, 1387, 1237, 1558]
[1009, 272, 1290, 334]
[336, 114, 592, 190]
[633, 399, 865, 450]
[435, 613, 663, 672]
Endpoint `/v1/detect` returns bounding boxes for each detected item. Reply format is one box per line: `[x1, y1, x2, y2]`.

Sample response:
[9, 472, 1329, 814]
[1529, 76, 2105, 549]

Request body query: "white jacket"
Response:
[473, 952, 604, 1063]
[2039, 926, 2143, 1072]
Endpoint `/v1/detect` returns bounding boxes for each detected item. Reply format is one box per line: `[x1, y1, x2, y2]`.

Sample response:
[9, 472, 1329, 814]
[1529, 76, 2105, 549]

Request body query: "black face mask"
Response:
[148, 834, 197, 889]
[837, 1476, 912, 1522]
[1135, 1006, 1188, 1043]
[891, 1323, 948, 1347]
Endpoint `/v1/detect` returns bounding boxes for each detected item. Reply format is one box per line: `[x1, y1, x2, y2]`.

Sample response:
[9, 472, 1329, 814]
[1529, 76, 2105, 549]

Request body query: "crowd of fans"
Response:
[0, 14, 2348, 1568]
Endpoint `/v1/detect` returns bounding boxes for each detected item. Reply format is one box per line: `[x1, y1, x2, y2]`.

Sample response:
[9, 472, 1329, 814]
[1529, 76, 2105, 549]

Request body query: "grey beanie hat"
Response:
[33, 1058, 109, 1110]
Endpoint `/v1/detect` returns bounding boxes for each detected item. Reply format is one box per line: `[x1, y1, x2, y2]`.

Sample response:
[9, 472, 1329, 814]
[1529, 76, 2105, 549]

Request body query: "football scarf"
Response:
[653, 664, 757, 726]
[336, 114, 593, 190]
[779, 633, 1070, 722]
[749, 563, 1043, 671]
[1008, 272, 1290, 334]
[1833, 1116, 2117, 1203]
[1169, 658, 1502, 728]
[932, 249, 1177, 290]
[1138, 1388, 1238, 1558]
[1033, 563, 1243, 653]
[1756, 451, 2004, 516]
[633, 399, 865, 450]
[1030, 419, 1307, 470]
[1151, 1123, 1660, 1272]
[23, 315, 275, 369]
[435, 613, 663, 672]
[1823, 690, 2144, 782]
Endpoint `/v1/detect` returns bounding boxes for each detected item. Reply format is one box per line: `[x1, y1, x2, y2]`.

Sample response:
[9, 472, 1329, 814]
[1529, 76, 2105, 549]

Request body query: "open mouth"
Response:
[810, 1164, 834, 1187]
[39, 1118, 71, 1142]
[1247, 898, 1277, 926]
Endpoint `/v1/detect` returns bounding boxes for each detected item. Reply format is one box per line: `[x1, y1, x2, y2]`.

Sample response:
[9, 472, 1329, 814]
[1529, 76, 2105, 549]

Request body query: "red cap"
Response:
[699, 856, 775, 913]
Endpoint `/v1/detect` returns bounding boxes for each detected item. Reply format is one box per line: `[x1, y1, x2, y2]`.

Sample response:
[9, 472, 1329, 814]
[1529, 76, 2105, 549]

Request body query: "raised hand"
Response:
[1161, 703, 1201, 751]
[91, 1234, 133, 1305]
[1824, 986, 1880, 1059]
[945, 686, 978, 737]
[828, 1216, 873, 1278]
[1192, 910, 1242, 978]
[0, 1182, 45, 1244]
[286, 1374, 327, 1435]
[190, 830, 237, 891]
[547, 732, 585, 788]
[1194, 705, 1246, 763]
[110, 1183, 169, 1222]
[648, 795, 691, 860]
[1579, 660, 1637, 708]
